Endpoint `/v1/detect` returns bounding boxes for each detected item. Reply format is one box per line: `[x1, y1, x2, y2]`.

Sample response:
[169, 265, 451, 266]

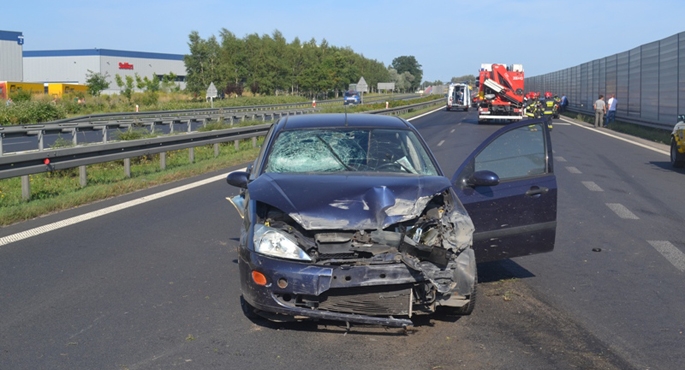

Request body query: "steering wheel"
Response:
[376, 161, 403, 172]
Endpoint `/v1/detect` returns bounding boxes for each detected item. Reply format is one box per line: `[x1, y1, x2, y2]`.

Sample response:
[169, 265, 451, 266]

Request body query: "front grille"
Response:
[310, 284, 412, 316]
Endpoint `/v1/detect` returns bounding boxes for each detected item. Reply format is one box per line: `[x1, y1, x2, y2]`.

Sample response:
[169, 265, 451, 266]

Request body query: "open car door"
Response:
[451, 119, 557, 263]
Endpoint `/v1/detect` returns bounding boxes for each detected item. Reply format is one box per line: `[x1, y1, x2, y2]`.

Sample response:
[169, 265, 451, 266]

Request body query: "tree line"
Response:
[183, 29, 423, 98]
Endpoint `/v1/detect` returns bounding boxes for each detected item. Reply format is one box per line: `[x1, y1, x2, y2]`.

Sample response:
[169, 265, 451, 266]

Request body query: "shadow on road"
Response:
[649, 160, 685, 174]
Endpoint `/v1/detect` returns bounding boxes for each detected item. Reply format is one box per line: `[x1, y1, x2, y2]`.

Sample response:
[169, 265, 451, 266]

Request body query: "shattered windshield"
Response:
[264, 128, 439, 175]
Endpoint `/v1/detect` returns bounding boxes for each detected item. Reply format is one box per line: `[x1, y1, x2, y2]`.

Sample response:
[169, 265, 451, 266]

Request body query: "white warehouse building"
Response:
[0, 30, 24, 81]
[23, 49, 187, 94]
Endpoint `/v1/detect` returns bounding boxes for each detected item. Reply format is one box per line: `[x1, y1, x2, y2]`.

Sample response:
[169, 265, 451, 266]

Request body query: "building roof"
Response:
[0, 30, 23, 42]
[23, 49, 184, 61]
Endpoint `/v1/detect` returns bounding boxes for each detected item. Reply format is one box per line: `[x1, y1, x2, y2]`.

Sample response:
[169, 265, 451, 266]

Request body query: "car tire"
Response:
[240, 295, 261, 320]
[671, 137, 685, 168]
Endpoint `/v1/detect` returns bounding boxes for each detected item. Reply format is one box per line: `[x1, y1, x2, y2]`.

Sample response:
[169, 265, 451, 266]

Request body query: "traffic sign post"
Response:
[206, 82, 218, 108]
[357, 77, 368, 104]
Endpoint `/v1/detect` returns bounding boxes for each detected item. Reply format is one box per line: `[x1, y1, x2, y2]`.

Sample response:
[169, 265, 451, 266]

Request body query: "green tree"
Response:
[114, 74, 135, 103]
[184, 31, 221, 97]
[390, 56, 423, 92]
[451, 74, 476, 84]
[85, 70, 110, 96]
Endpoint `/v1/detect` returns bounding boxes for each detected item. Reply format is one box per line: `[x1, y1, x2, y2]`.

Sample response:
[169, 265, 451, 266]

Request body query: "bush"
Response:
[0, 100, 66, 125]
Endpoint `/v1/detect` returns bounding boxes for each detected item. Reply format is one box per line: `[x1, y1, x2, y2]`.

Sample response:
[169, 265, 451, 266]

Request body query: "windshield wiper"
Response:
[315, 135, 355, 171]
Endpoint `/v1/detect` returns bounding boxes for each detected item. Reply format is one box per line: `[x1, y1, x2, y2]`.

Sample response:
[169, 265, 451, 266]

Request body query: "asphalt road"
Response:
[0, 108, 683, 369]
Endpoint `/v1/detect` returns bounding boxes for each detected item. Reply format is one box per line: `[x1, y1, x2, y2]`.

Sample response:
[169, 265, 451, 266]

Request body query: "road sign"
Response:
[356, 77, 368, 93]
[206, 82, 218, 99]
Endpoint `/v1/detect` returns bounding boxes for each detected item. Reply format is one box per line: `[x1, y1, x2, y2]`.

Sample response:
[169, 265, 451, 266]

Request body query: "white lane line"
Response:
[0, 171, 240, 247]
[437, 140, 445, 147]
[450, 129, 456, 133]
[582, 181, 604, 191]
[407, 106, 446, 122]
[606, 203, 639, 219]
[554, 122, 571, 126]
[556, 156, 567, 162]
[648, 241, 685, 272]
[566, 166, 582, 174]
[559, 117, 669, 156]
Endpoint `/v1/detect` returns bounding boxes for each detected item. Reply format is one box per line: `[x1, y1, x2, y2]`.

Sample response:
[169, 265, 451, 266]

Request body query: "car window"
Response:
[264, 128, 438, 175]
[474, 123, 547, 180]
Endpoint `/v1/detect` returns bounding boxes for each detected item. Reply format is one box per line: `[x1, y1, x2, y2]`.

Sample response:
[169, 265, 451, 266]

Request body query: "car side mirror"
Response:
[464, 170, 500, 188]
[226, 171, 249, 189]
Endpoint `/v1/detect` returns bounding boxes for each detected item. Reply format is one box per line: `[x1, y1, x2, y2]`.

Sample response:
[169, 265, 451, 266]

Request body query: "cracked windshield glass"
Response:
[264, 128, 439, 175]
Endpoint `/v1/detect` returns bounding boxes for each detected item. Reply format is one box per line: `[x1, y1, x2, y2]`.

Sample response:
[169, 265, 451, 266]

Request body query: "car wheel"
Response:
[671, 137, 685, 168]
[240, 295, 261, 320]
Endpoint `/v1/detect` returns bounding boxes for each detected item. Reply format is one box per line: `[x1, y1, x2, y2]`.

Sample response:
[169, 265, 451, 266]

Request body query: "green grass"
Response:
[562, 111, 671, 144]
[0, 141, 261, 226]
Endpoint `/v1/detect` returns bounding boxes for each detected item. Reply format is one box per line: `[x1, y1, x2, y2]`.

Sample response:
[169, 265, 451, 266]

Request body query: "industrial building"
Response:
[0, 30, 24, 82]
[0, 29, 186, 95]
[23, 49, 187, 94]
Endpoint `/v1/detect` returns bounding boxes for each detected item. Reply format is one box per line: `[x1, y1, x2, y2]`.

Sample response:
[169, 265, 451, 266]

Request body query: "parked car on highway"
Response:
[671, 114, 685, 168]
[226, 113, 557, 327]
[343, 90, 361, 105]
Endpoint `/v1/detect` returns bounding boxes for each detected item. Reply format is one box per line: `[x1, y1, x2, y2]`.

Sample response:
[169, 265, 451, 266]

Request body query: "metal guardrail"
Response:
[0, 97, 443, 188]
[0, 93, 420, 156]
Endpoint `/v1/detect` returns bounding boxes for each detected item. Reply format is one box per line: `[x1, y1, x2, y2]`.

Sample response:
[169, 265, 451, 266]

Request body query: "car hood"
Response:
[248, 173, 454, 230]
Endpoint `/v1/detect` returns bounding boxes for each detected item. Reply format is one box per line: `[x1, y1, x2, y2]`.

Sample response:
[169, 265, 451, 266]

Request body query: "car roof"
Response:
[277, 113, 412, 130]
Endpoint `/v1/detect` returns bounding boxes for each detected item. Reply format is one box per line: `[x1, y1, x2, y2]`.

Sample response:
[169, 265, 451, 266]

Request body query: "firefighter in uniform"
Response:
[553, 95, 561, 118]
[542, 91, 555, 130]
[524, 92, 538, 118]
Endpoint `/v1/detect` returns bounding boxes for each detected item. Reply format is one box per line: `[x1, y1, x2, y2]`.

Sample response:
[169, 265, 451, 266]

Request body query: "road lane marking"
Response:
[648, 241, 685, 272]
[606, 203, 639, 219]
[556, 156, 567, 162]
[582, 181, 603, 191]
[566, 166, 582, 174]
[0, 171, 242, 247]
[559, 117, 669, 156]
[450, 129, 456, 133]
[437, 140, 445, 147]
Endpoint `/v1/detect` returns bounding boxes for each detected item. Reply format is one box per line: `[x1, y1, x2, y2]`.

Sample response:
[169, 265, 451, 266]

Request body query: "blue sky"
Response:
[5, 0, 685, 82]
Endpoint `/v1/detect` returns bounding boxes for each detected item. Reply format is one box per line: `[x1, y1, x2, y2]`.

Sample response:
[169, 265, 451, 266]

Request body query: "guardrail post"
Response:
[102, 127, 108, 143]
[124, 158, 131, 178]
[214, 143, 219, 157]
[21, 175, 31, 200]
[252, 137, 257, 148]
[79, 165, 87, 187]
[160, 152, 166, 170]
[187, 120, 192, 133]
[73, 129, 78, 146]
[0, 134, 4, 157]
[234, 140, 240, 151]
[189, 147, 195, 163]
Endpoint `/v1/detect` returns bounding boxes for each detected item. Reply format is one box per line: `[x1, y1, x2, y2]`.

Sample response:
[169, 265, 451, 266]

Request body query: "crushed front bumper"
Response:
[238, 249, 424, 327]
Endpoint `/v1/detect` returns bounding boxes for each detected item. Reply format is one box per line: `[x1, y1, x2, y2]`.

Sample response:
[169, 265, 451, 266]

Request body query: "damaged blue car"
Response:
[226, 113, 556, 327]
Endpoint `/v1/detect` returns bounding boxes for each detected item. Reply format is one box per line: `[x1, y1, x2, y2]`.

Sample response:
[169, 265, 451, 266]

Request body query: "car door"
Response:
[451, 119, 557, 263]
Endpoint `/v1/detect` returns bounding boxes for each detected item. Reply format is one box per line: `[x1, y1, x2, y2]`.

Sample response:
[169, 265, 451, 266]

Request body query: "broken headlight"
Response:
[253, 224, 312, 261]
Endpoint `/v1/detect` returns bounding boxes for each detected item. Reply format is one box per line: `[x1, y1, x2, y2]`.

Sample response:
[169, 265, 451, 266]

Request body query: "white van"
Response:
[446, 83, 471, 111]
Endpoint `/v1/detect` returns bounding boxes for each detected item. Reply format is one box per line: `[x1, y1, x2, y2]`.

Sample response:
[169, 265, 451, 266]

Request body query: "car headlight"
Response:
[253, 225, 311, 261]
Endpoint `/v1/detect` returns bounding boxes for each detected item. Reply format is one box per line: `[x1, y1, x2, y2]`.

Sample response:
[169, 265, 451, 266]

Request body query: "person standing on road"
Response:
[593, 95, 606, 128]
[560, 94, 568, 113]
[605, 94, 617, 127]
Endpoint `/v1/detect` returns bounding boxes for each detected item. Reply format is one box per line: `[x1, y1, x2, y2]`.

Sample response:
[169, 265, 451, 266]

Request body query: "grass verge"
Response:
[563, 111, 671, 144]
